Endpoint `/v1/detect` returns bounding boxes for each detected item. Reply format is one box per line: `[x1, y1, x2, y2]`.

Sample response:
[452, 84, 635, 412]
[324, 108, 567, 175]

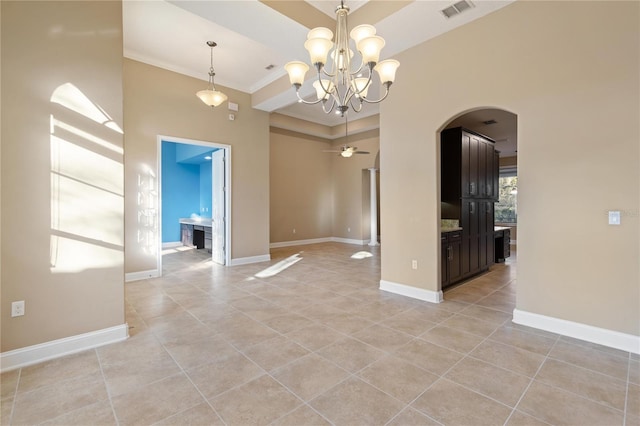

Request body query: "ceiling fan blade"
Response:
[354, 151, 370, 154]
[322, 150, 341, 153]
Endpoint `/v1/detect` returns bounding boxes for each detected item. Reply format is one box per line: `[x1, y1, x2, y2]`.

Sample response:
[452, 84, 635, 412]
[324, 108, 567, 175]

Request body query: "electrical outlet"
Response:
[347, 227, 351, 232]
[412, 260, 418, 270]
[11, 300, 25, 317]
[292, 228, 296, 234]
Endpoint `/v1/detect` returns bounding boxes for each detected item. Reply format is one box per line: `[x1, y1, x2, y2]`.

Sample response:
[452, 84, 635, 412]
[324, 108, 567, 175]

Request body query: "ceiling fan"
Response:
[323, 114, 370, 157]
[324, 145, 370, 157]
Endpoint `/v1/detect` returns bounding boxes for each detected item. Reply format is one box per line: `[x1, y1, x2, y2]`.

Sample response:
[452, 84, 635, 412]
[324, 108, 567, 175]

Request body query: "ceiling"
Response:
[123, 0, 517, 152]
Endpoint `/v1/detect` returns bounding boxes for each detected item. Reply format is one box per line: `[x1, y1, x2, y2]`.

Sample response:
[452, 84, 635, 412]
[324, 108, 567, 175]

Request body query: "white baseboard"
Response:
[379, 280, 443, 303]
[270, 237, 370, 249]
[513, 309, 640, 354]
[331, 237, 367, 245]
[0, 324, 129, 373]
[162, 241, 182, 249]
[125, 269, 159, 282]
[270, 238, 332, 248]
[231, 254, 271, 266]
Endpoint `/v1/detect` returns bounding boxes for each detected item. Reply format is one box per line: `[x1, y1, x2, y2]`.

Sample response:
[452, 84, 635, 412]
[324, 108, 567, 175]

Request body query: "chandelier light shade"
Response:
[284, 1, 400, 116]
[196, 41, 228, 108]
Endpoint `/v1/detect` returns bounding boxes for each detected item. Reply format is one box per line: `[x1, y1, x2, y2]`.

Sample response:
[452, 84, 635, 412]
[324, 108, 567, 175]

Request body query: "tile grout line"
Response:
[95, 347, 121, 426]
[504, 334, 561, 426]
[6, 366, 21, 426]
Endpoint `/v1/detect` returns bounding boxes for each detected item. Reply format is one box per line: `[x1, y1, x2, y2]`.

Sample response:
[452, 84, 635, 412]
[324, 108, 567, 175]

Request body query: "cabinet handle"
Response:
[470, 202, 475, 214]
[487, 184, 491, 196]
[448, 246, 453, 261]
[470, 182, 476, 195]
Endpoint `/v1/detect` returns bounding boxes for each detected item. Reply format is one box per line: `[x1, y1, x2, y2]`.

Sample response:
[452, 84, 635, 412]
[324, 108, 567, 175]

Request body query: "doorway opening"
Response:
[439, 108, 518, 292]
[157, 135, 231, 274]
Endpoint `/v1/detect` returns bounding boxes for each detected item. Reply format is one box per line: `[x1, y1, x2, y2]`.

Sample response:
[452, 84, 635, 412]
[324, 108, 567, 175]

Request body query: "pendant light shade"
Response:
[196, 89, 227, 107]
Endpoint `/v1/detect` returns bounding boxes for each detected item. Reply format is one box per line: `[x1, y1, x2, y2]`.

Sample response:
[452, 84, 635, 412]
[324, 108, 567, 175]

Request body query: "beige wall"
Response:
[269, 122, 380, 244]
[331, 129, 380, 240]
[381, 1, 639, 335]
[124, 59, 270, 272]
[1, 1, 125, 351]
[270, 128, 333, 243]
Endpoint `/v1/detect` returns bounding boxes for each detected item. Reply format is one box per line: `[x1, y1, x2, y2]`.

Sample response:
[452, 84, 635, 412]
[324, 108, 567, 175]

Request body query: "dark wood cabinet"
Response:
[494, 228, 511, 263]
[441, 127, 499, 285]
[441, 230, 462, 288]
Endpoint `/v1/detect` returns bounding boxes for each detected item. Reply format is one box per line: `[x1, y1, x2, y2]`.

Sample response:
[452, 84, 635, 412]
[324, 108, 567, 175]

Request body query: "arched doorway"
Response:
[438, 108, 518, 293]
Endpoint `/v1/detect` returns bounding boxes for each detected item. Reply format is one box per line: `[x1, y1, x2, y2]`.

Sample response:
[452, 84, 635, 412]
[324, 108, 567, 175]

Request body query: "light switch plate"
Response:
[608, 211, 621, 225]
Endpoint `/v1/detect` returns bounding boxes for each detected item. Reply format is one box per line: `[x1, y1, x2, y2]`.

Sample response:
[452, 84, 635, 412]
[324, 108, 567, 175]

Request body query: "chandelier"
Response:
[196, 41, 228, 108]
[284, 1, 399, 116]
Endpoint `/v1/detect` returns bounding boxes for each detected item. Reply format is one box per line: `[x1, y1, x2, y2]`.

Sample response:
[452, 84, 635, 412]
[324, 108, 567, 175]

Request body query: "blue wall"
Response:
[200, 160, 212, 217]
[161, 142, 200, 243]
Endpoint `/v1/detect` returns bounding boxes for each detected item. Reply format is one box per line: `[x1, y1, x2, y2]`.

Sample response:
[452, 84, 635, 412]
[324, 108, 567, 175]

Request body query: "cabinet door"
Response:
[462, 199, 480, 274]
[441, 237, 449, 287]
[468, 136, 479, 197]
[484, 143, 495, 199]
[492, 150, 500, 202]
[477, 140, 487, 197]
[449, 233, 463, 283]
[504, 229, 511, 259]
[478, 201, 494, 269]
[461, 133, 472, 197]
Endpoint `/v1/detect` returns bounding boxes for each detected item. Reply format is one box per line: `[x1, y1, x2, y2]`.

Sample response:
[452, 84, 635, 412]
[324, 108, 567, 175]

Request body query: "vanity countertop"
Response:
[179, 217, 213, 226]
[441, 227, 463, 233]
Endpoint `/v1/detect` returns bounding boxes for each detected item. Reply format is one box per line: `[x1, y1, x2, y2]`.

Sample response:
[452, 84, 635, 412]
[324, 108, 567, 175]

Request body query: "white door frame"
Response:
[156, 135, 232, 274]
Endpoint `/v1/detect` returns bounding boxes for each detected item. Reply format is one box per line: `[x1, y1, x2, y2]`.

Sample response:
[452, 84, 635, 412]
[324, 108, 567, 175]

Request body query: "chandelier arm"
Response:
[321, 97, 337, 114]
[349, 69, 374, 98]
[315, 74, 335, 98]
[360, 82, 392, 104]
[295, 87, 326, 105]
[348, 95, 363, 113]
[348, 61, 366, 77]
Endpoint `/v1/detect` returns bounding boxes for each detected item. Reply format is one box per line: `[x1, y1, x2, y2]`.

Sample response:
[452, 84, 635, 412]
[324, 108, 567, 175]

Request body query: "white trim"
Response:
[379, 280, 443, 303]
[231, 254, 271, 266]
[125, 269, 159, 282]
[0, 324, 129, 373]
[513, 309, 640, 354]
[270, 238, 332, 248]
[162, 241, 182, 249]
[270, 237, 369, 249]
[331, 237, 366, 245]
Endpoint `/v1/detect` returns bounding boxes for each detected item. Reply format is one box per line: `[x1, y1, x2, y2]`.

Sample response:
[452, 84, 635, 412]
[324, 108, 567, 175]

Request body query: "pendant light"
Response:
[196, 41, 228, 108]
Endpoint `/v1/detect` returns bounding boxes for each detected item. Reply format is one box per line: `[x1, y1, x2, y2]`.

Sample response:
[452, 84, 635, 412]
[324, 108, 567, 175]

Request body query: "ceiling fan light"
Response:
[350, 24, 376, 44]
[284, 61, 309, 86]
[313, 79, 334, 100]
[304, 37, 334, 66]
[307, 27, 333, 41]
[196, 89, 228, 107]
[357, 36, 385, 65]
[341, 150, 353, 158]
[374, 59, 400, 84]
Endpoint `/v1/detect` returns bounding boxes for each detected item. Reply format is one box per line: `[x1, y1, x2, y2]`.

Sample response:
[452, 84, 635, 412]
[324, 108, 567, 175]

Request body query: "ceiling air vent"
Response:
[483, 119, 497, 125]
[441, 0, 474, 19]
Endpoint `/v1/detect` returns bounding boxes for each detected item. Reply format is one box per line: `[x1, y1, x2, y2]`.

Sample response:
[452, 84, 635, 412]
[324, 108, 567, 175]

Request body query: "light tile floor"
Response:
[2, 243, 638, 425]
